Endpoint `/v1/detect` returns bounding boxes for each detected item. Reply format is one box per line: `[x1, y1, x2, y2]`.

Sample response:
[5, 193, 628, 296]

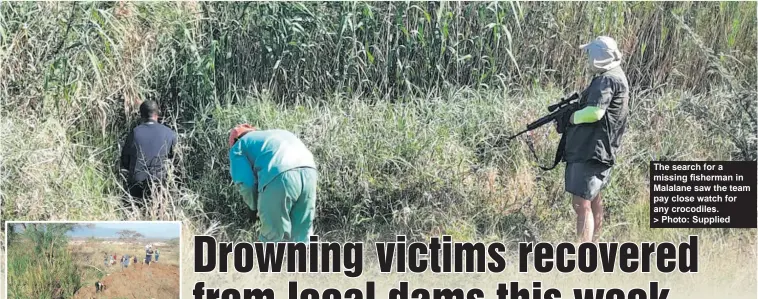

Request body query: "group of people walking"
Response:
[144, 244, 160, 265]
[101, 245, 161, 269]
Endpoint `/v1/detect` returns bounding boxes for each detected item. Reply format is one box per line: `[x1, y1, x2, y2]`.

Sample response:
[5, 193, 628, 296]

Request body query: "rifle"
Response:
[507, 91, 582, 171]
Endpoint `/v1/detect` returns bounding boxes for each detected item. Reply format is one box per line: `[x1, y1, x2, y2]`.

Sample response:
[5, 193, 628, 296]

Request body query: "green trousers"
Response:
[257, 167, 318, 243]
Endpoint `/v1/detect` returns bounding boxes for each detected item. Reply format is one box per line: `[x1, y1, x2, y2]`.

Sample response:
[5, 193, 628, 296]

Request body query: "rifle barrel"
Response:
[507, 91, 580, 142]
[507, 128, 530, 140]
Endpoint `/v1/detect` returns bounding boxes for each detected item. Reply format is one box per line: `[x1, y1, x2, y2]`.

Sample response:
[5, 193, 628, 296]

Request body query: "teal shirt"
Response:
[229, 129, 316, 195]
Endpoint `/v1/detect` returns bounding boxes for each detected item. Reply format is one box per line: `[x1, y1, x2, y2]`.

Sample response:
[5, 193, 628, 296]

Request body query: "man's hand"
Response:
[237, 183, 260, 225]
[237, 184, 258, 210]
[246, 208, 259, 225]
[556, 110, 572, 134]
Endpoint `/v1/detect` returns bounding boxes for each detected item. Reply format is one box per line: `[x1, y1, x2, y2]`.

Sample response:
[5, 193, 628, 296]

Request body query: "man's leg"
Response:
[590, 192, 604, 242]
[572, 195, 594, 243]
[566, 163, 594, 243]
[257, 171, 301, 242]
[127, 183, 144, 200]
[142, 180, 155, 209]
[127, 181, 149, 210]
[290, 168, 318, 243]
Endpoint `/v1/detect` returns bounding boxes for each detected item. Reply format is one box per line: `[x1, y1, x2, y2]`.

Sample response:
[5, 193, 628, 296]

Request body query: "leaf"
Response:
[510, 1, 522, 32]
[87, 50, 102, 87]
[504, 48, 521, 77]
[366, 46, 375, 64]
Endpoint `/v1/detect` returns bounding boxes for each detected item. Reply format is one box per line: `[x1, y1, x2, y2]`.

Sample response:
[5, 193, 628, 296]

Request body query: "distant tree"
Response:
[21, 224, 77, 263]
[117, 229, 138, 241]
[117, 230, 145, 249]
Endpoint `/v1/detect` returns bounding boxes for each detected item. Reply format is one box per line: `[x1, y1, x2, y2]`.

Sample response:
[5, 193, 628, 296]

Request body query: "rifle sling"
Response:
[542, 133, 567, 171]
[526, 132, 566, 171]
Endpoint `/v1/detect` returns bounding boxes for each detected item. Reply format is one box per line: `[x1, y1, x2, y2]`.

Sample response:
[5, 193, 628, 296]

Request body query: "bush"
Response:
[7, 225, 81, 299]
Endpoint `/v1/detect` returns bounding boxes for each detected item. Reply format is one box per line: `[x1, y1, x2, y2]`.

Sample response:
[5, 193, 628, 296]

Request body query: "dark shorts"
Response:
[565, 161, 612, 200]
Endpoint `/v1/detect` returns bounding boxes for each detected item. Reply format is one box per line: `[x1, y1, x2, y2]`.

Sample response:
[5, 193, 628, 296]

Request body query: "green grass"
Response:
[6, 225, 180, 299]
[1, 4, 756, 297]
[2, 88, 753, 243]
[0, 0, 755, 251]
[6, 225, 81, 299]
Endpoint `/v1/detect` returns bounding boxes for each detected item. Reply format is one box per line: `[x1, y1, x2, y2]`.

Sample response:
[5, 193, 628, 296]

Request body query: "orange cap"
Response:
[229, 124, 256, 147]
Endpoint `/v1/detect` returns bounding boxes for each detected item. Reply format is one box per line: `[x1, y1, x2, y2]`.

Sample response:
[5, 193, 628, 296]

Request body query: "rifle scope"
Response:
[547, 92, 580, 112]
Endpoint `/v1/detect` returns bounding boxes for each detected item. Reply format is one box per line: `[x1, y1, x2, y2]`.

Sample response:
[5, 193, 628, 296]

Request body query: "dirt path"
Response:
[74, 263, 179, 299]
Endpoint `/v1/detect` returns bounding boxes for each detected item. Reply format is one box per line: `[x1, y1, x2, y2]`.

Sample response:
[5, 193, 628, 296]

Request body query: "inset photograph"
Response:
[5, 221, 181, 299]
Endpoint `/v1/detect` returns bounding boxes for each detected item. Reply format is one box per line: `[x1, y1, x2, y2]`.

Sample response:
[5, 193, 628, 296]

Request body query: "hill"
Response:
[74, 263, 180, 299]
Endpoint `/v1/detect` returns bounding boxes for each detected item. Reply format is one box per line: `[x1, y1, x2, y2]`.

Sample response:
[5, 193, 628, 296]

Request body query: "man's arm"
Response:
[238, 184, 258, 213]
[571, 76, 614, 124]
[229, 148, 258, 211]
[120, 131, 135, 171]
[571, 106, 606, 124]
[169, 132, 182, 182]
[168, 131, 178, 160]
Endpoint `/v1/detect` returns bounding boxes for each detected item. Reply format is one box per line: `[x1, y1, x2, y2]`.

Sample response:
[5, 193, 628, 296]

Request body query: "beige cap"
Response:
[580, 36, 622, 72]
[580, 36, 618, 50]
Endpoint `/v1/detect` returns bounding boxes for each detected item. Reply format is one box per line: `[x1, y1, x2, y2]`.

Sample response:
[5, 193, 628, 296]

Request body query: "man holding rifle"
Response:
[564, 36, 629, 243]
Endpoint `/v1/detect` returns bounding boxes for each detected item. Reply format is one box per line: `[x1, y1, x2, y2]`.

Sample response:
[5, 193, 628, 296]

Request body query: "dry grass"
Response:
[5, 224, 180, 298]
[0, 2, 756, 296]
[179, 223, 757, 299]
[68, 239, 180, 286]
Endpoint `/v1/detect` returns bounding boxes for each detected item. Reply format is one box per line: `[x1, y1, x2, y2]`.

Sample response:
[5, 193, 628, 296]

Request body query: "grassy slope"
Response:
[6, 230, 80, 298]
[0, 2, 756, 297]
[69, 240, 180, 286]
[7, 232, 180, 298]
[2, 88, 752, 243]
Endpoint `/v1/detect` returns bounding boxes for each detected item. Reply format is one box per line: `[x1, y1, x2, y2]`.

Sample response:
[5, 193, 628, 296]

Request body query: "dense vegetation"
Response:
[6, 224, 81, 298]
[1, 2, 755, 244]
[6, 224, 180, 298]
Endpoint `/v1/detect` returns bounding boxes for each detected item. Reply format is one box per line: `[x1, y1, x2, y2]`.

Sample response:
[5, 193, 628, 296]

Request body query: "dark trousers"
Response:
[125, 180, 156, 209]
[128, 181, 153, 197]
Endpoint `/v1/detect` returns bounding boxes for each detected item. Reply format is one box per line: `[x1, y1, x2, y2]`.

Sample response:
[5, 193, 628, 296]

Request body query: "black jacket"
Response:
[120, 121, 178, 185]
[564, 67, 629, 166]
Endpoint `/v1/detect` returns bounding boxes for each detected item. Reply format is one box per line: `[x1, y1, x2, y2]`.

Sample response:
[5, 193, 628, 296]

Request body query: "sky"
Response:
[65, 222, 181, 239]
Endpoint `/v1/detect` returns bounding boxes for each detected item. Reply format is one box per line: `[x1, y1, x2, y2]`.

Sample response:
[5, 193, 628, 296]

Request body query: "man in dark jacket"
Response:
[564, 36, 630, 243]
[120, 100, 178, 204]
